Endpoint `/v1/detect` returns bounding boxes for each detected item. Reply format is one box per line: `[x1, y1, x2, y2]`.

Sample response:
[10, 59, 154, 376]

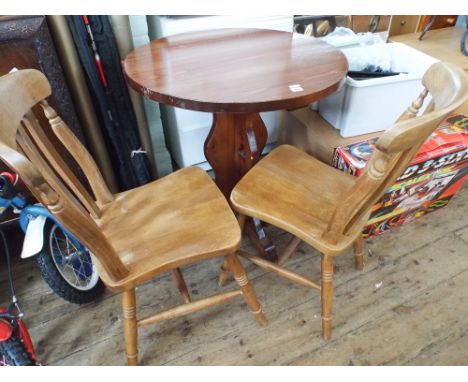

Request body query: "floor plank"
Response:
[1, 186, 467, 365]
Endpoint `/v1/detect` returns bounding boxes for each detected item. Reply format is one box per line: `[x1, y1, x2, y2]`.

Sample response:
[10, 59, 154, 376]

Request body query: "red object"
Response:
[0, 171, 24, 189]
[0, 318, 13, 342]
[93, 54, 108, 87]
[332, 114, 468, 237]
[0, 308, 37, 364]
[16, 319, 36, 362]
[0, 172, 17, 186]
[82, 15, 108, 87]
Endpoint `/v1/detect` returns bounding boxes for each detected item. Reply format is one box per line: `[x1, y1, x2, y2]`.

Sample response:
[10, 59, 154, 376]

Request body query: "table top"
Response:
[123, 28, 348, 113]
[390, 27, 467, 71]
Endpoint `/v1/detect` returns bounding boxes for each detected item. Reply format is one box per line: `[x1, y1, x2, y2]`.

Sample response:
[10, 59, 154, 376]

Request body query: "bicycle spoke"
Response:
[49, 224, 99, 290]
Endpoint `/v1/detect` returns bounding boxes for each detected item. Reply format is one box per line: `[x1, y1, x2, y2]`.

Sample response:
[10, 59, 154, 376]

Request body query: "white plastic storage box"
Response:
[318, 43, 439, 138]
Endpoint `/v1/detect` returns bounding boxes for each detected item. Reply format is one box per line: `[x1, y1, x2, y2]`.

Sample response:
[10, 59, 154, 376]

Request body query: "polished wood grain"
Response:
[0, 69, 267, 365]
[123, 28, 348, 114]
[230, 62, 468, 339]
[95, 167, 241, 290]
[204, 112, 267, 198]
[124, 29, 348, 258]
[232, 144, 358, 255]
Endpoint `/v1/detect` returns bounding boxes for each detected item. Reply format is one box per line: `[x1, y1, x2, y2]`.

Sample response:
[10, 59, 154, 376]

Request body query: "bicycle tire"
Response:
[0, 335, 34, 366]
[35, 221, 105, 304]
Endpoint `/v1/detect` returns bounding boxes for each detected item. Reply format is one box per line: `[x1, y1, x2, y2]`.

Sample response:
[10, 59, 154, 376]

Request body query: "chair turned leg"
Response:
[321, 254, 334, 340]
[122, 289, 138, 366]
[171, 268, 191, 303]
[353, 236, 364, 271]
[218, 257, 230, 287]
[226, 252, 268, 326]
[278, 236, 302, 266]
[218, 213, 246, 287]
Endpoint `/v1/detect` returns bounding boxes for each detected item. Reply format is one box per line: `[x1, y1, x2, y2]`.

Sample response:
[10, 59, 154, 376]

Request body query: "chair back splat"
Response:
[0, 69, 128, 281]
[324, 62, 468, 244]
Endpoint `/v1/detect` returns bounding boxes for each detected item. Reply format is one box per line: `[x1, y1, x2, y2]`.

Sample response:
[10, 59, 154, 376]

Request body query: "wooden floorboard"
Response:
[1, 187, 467, 365]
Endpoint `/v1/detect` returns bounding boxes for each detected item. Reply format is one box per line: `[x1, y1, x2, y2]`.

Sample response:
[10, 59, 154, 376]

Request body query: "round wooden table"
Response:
[124, 28, 347, 196]
[124, 28, 348, 260]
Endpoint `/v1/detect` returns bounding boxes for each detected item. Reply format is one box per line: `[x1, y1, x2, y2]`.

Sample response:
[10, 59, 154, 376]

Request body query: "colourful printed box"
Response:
[332, 114, 468, 237]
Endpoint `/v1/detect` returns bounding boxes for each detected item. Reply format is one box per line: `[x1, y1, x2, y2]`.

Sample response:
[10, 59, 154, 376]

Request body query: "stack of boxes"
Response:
[332, 114, 468, 237]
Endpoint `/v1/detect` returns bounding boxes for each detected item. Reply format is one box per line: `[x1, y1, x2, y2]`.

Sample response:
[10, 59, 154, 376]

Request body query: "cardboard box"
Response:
[332, 114, 468, 237]
[280, 108, 382, 165]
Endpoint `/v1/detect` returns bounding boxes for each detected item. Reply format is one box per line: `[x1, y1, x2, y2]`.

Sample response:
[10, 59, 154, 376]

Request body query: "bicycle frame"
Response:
[1, 173, 100, 301]
[0, 194, 86, 256]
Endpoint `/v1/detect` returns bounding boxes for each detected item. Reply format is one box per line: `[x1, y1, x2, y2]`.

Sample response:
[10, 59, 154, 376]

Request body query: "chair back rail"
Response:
[0, 69, 128, 281]
[40, 101, 114, 206]
[20, 111, 102, 218]
[324, 62, 468, 243]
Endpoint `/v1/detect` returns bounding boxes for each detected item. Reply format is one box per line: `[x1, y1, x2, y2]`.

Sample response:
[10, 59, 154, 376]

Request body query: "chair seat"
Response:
[231, 145, 361, 255]
[95, 167, 241, 290]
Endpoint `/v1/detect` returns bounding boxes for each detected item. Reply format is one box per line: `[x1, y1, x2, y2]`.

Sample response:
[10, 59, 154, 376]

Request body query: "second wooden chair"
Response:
[225, 62, 468, 339]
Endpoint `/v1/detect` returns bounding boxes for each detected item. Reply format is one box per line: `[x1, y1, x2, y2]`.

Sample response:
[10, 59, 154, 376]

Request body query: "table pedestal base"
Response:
[204, 112, 278, 261]
[204, 112, 267, 198]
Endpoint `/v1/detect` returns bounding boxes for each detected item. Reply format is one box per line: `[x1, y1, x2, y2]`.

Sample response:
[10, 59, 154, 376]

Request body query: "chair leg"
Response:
[218, 214, 246, 287]
[278, 236, 302, 266]
[226, 252, 268, 326]
[122, 289, 138, 366]
[321, 254, 334, 340]
[171, 268, 191, 303]
[353, 236, 364, 271]
[218, 257, 230, 287]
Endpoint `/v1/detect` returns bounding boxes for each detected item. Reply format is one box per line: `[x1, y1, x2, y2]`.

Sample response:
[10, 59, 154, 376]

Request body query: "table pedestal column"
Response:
[204, 112, 266, 198]
[204, 112, 278, 261]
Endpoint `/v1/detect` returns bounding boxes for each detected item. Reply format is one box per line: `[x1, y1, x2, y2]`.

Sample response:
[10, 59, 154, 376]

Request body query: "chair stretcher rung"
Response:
[137, 290, 242, 326]
[238, 250, 321, 291]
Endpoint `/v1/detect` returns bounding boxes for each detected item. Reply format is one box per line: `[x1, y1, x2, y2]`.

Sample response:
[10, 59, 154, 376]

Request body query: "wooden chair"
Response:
[224, 62, 468, 339]
[0, 69, 267, 365]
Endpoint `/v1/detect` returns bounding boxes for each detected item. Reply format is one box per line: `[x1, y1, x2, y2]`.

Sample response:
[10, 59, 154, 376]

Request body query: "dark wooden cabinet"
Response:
[0, 15, 88, 222]
[0, 15, 86, 144]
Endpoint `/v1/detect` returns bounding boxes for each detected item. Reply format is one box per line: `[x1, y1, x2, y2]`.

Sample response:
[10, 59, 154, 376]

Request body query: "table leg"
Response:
[204, 112, 278, 262]
[204, 112, 266, 198]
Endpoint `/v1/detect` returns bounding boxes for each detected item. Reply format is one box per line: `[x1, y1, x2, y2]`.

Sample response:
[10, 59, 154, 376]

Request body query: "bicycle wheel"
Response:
[0, 335, 34, 366]
[36, 220, 105, 304]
